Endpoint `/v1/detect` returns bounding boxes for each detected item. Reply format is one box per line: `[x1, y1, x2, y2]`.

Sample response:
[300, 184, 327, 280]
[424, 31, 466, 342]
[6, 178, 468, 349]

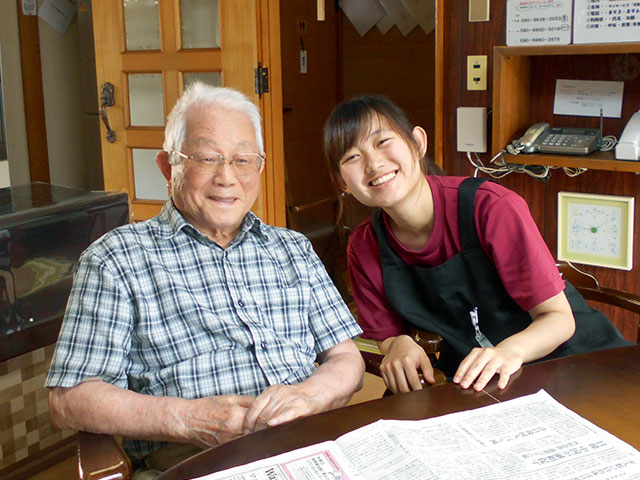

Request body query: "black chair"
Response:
[557, 260, 640, 342]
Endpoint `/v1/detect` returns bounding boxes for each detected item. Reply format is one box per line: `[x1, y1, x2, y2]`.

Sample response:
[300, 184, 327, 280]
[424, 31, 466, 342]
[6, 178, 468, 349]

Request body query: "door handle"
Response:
[99, 82, 116, 143]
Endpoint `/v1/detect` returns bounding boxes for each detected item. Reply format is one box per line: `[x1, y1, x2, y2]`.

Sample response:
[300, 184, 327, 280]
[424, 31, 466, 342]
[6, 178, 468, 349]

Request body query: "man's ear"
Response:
[412, 126, 428, 158]
[156, 151, 172, 182]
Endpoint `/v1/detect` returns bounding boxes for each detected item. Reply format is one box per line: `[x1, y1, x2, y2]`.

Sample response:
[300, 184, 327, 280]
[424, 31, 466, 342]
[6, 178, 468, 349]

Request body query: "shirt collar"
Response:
[155, 200, 268, 245]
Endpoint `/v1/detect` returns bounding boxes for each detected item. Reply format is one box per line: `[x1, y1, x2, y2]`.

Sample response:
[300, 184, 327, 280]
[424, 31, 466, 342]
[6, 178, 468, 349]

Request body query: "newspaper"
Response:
[193, 390, 640, 480]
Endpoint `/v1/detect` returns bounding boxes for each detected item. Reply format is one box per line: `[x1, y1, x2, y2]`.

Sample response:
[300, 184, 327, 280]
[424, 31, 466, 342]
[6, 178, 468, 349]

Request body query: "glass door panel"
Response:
[180, 0, 220, 48]
[128, 74, 165, 126]
[183, 72, 222, 89]
[132, 149, 167, 201]
[123, 0, 161, 51]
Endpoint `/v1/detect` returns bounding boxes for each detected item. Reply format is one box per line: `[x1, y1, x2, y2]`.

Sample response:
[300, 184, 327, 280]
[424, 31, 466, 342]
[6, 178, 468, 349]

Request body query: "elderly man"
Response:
[45, 83, 364, 474]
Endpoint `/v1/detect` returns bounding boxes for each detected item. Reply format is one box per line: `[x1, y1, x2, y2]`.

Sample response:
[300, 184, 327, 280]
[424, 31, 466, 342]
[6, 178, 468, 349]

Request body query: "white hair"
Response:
[163, 82, 263, 164]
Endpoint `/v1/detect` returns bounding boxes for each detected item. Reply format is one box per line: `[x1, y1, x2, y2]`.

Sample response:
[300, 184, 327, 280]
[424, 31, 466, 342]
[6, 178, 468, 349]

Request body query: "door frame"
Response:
[257, 0, 286, 227]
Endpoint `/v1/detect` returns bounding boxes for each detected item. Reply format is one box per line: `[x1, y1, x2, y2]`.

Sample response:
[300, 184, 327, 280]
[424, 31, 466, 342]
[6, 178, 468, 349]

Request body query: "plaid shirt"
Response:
[46, 201, 361, 458]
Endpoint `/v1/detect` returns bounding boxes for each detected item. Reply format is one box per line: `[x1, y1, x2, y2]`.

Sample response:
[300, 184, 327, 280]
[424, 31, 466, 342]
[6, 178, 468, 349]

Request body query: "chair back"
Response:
[557, 261, 640, 341]
[78, 432, 132, 480]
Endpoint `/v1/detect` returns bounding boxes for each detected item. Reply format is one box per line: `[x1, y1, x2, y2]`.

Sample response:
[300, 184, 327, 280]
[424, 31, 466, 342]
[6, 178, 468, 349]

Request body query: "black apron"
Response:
[372, 177, 632, 379]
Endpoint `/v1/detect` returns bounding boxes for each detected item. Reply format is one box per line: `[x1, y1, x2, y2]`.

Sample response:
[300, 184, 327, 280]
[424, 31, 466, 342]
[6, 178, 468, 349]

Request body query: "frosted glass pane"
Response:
[181, 0, 220, 48]
[129, 74, 165, 126]
[124, 0, 161, 51]
[184, 72, 222, 89]
[133, 149, 168, 200]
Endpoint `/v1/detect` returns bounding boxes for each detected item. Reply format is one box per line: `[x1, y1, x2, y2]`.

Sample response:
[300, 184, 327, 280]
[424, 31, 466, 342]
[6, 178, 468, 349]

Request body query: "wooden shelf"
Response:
[495, 42, 640, 57]
[491, 43, 640, 173]
[503, 151, 640, 174]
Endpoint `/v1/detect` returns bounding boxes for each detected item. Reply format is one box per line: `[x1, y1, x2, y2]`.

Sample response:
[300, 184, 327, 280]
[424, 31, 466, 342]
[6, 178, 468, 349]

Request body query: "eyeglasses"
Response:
[170, 150, 264, 176]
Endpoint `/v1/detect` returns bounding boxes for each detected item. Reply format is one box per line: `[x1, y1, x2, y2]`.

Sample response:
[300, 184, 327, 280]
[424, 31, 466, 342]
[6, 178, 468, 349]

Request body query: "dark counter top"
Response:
[0, 182, 129, 361]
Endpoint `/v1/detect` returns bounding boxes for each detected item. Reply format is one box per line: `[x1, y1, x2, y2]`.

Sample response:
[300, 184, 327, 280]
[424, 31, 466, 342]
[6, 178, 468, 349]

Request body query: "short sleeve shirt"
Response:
[46, 201, 362, 458]
[348, 175, 564, 340]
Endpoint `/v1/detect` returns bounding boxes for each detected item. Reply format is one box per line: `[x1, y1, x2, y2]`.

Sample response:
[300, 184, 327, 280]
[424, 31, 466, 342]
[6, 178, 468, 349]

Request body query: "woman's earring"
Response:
[166, 183, 171, 196]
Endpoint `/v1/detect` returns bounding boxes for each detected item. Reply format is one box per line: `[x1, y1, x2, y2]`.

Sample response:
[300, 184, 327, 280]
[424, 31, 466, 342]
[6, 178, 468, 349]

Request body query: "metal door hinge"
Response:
[254, 64, 269, 97]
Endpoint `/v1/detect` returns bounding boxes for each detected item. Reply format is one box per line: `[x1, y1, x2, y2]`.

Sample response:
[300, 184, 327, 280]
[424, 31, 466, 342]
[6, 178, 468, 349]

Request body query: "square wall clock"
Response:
[557, 192, 634, 270]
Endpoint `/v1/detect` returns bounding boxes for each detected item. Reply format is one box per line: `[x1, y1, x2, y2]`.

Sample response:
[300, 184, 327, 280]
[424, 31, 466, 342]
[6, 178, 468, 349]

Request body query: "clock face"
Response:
[568, 202, 621, 257]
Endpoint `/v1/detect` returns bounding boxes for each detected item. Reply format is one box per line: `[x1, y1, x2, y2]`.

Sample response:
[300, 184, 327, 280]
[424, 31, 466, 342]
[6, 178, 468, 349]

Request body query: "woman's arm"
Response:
[453, 290, 575, 391]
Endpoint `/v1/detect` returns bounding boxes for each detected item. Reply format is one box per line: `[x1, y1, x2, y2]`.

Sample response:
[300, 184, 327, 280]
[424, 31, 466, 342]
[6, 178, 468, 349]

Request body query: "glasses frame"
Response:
[170, 149, 264, 176]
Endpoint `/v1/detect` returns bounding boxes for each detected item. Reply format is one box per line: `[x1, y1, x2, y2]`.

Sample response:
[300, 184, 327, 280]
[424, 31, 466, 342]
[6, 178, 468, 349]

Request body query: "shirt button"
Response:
[238, 300, 244, 307]
[260, 341, 267, 349]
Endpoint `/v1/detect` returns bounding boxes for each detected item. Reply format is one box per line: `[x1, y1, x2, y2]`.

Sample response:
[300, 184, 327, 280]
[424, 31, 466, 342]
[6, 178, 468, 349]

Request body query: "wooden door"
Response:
[92, 0, 285, 225]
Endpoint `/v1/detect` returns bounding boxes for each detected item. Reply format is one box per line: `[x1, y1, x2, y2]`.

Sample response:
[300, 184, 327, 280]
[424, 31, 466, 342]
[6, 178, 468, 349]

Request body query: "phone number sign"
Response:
[506, 1, 573, 46]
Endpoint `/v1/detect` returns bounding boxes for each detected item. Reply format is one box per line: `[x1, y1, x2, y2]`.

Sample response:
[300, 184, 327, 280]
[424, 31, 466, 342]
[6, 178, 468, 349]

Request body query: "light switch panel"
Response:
[469, 0, 490, 22]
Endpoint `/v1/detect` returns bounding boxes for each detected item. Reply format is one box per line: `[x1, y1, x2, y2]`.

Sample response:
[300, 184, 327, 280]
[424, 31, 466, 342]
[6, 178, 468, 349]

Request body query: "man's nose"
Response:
[212, 160, 236, 183]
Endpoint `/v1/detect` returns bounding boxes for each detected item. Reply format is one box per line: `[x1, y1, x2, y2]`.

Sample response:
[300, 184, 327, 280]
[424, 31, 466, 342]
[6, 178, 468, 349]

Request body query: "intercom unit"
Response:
[456, 107, 487, 153]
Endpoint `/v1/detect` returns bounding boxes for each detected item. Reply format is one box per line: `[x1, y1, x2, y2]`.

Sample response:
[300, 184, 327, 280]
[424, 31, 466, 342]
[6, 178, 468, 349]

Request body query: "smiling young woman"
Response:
[323, 95, 631, 395]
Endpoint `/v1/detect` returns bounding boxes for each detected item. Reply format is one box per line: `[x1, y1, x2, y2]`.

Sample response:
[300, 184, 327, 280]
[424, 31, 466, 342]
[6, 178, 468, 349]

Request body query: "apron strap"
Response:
[457, 177, 489, 251]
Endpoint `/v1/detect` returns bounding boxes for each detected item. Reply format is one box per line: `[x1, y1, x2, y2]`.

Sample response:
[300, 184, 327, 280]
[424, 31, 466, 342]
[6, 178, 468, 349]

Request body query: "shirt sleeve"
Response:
[304, 239, 363, 354]
[45, 247, 133, 389]
[346, 225, 407, 341]
[475, 189, 565, 312]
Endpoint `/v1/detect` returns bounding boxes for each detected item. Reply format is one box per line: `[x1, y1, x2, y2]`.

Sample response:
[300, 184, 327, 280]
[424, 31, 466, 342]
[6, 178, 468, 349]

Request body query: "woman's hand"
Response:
[453, 291, 576, 392]
[379, 335, 435, 394]
[453, 346, 523, 391]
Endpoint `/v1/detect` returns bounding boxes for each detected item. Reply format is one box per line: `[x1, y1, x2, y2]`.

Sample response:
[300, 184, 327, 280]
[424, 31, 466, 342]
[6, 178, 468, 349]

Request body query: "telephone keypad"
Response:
[537, 128, 600, 155]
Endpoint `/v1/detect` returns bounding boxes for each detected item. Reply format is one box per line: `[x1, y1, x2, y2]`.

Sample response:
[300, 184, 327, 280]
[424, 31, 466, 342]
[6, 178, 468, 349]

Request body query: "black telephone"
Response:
[514, 122, 601, 156]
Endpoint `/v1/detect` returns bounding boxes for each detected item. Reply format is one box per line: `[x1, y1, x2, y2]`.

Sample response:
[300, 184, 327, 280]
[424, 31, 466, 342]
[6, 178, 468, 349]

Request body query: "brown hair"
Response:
[323, 95, 442, 176]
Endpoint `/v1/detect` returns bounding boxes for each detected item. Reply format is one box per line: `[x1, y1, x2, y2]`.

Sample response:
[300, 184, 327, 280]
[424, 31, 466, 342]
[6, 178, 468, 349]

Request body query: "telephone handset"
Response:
[517, 122, 551, 153]
[512, 122, 601, 156]
[615, 110, 640, 161]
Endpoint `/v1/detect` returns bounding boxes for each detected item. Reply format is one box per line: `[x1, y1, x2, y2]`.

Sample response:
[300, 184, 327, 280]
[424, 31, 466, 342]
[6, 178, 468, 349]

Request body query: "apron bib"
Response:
[372, 177, 631, 379]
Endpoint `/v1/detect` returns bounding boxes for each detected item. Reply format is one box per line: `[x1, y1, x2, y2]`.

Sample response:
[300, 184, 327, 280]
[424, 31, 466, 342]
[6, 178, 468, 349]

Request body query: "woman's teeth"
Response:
[371, 172, 396, 186]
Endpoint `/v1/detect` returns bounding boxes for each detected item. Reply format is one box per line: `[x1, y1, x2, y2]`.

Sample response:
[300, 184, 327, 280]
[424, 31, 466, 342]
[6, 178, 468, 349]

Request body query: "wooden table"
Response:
[158, 345, 640, 480]
[484, 344, 640, 450]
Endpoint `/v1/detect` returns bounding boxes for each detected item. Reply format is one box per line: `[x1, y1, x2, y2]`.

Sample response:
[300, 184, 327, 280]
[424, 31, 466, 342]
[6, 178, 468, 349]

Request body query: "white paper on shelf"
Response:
[553, 79, 624, 118]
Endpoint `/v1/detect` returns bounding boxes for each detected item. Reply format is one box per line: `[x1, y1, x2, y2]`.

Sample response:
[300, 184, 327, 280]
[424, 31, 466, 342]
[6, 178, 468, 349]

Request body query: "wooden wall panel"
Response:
[341, 20, 436, 149]
[279, 5, 436, 220]
[439, 3, 640, 341]
[280, 1, 339, 207]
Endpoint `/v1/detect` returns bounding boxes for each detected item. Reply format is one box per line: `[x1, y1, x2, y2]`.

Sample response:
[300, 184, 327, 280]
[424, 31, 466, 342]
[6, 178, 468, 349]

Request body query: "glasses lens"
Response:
[232, 154, 261, 175]
[190, 154, 222, 175]
[189, 153, 261, 176]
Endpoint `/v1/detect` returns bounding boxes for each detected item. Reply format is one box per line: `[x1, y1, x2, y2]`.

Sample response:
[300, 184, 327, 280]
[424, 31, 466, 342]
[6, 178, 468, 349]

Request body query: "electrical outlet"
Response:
[467, 55, 487, 91]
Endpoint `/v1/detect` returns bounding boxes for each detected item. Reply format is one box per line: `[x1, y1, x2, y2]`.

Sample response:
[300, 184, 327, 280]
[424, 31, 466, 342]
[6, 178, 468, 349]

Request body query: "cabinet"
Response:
[492, 42, 640, 173]
[0, 182, 129, 361]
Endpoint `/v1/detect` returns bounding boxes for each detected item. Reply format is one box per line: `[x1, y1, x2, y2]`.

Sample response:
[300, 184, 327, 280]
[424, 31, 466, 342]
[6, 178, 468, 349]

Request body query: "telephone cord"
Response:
[466, 152, 586, 179]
